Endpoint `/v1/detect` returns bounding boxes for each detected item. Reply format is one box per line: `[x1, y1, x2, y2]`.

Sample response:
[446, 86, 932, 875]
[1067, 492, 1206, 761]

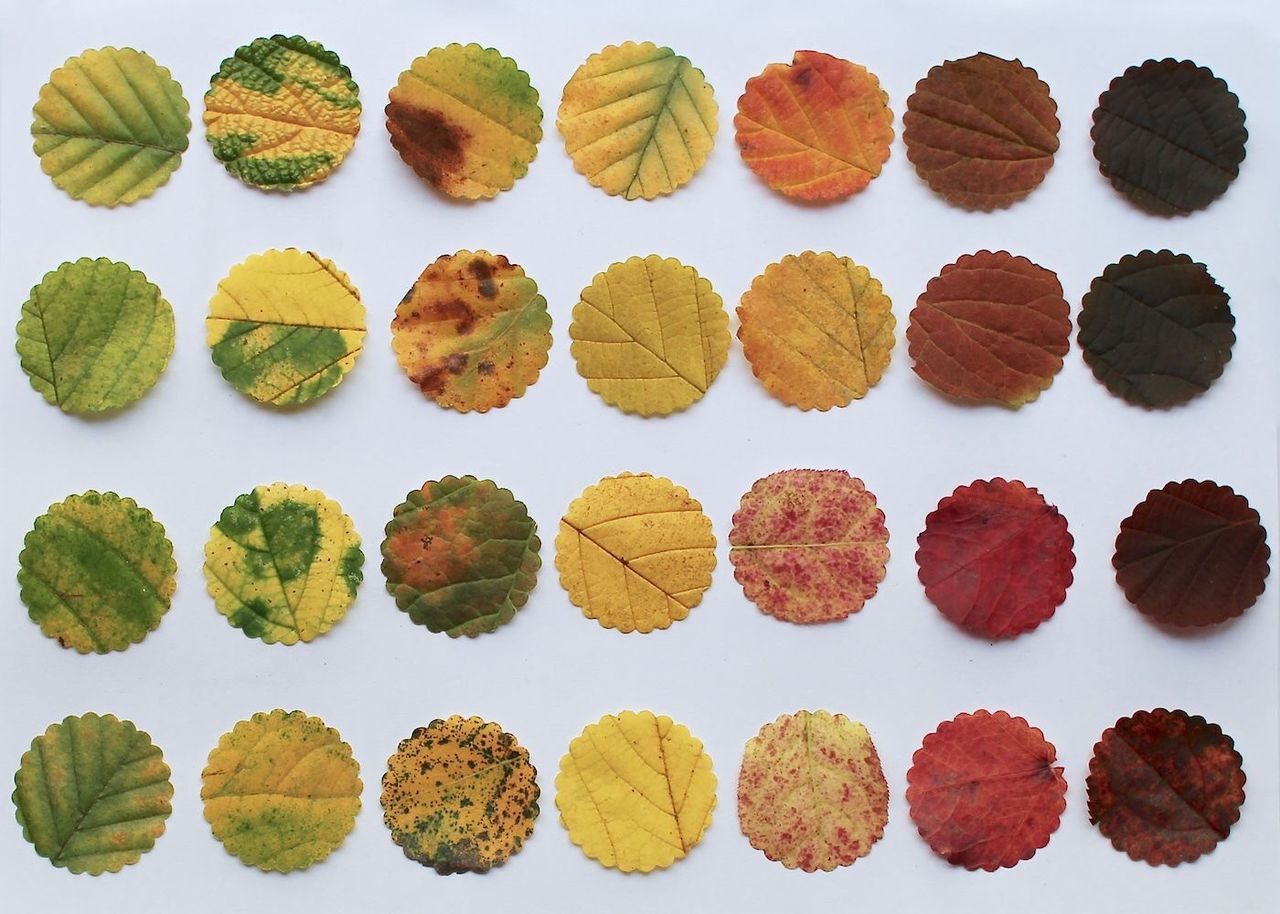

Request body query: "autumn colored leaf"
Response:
[903, 52, 1059, 210]
[556, 473, 716, 633]
[16, 257, 175, 415]
[391, 250, 552, 412]
[12, 713, 172, 874]
[916, 478, 1074, 639]
[1077, 250, 1235, 408]
[19, 491, 176, 654]
[556, 710, 716, 872]
[907, 250, 1070, 406]
[735, 51, 893, 203]
[729, 470, 888, 625]
[737, 252, 895, 410]
[386, 43, 541, 200]
[1092, 59, 1247, 215]
[558, 41, 717, 200]
[906, 709, 1066, 871]
[737, 710, 888, 872]
[1113, 479, 1269, 627]
[1087, 709, 1245, 866]
[382, 716, 538, 873]
[570, 255, 729, 416]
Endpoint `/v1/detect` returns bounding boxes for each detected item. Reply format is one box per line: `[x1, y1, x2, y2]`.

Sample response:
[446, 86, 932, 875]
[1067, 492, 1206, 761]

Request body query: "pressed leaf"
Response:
[736, 50, 893, 202]
[19, 491, 176, 654]
[558, 41, 717, 200]
[555, 473, 715, 633]
[382, 476, 540, 637]
[206, 248, 366, 407]
[391, 250, 552, 412]
[737, 710, 888, 872]
[12, 713, 172, 874]
[570, 255, 729, 416]
[729, 469, 888, 625]
[1113, 479, 1269, 627]
[32, 47, 190, 206]
[556, 710, 715, 872]
[16, 257, 175, 415]
[382, 716, 538, 873]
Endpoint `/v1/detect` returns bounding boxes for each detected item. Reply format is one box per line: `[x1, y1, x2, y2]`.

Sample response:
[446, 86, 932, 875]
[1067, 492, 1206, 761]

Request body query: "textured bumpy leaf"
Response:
[204, 34, 360, 190]
[202, 710, 361, 872]
[204, 483, 363, 645]
[382, 476, 540, 637]
[16, 257, 175, 415]
[382, 716, 538, 873]
[907, 710, 1066, 871]
[570, 255, 729, 416]
[916, 478, 1074, 639]
[737, 710, 888, 872]
[1087, 709, 1245, 866]
[207, 248, 366, 407]
[736, 51, 893, 202]
[19, 491, 176, 653]
[557, 710, 716, 872]
[1113, 479, 1269, 627]
[391, 250, 552, 412]
[1078, 250, 1235, 408]
[729, 470, 888, 624]
[907, 250, 1070, 406]
[13, 713, 172, 874]
[556, 473, 716, 633]
[558, 41, 717, 200]
[1092, 59, 1247, 215]
[386, 43, 541, 199]
[32, 47, 190, 206]
[737, 251, 895, 410]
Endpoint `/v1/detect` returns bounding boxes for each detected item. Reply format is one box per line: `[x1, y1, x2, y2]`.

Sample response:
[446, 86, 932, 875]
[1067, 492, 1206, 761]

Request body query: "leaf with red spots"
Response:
[1087, 709, 1245, 866]
[907, 710, 1066, 871]
[916, 478, 1074, 639]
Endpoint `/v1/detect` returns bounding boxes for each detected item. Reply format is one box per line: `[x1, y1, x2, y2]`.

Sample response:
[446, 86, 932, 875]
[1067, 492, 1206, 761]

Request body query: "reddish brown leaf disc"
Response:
[1087, 709, 1245, 866]
[1113, 480, 1270, 627]
[906, 710, 1066, 871]
[916, 479, 1074, 639]
[907, 251, 1070, 407]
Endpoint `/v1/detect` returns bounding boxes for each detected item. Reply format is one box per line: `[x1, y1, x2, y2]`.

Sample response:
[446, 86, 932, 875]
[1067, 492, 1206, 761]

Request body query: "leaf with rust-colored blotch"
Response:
[391, 250, 552, 412]
[1087, 709, 1245, 866]
[738, 710, 888, 872]
[916, 478, 1074, 639]
[907, 250, 1070, 407]
[1113, 479, 1269, 628]
[729, 470, 888, 625]
[382, 716, 538, 873]
[907, 710, 1066, 871]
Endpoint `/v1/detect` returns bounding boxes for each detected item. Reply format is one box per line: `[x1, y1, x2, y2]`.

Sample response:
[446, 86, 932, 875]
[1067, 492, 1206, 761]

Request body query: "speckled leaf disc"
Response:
[32, 47, 190, 206]
[202, 710, 361, 872]
[19, 491, 176, 654]
[16, 257, 175, 415]
[13, 713, 172, 874]
[204, 35, 361, 190]
[556, 473, 716, 633]
[391, 250, 552, 412]
[386, 43, 541, 199]
[382, 716, 538, 873]
[206, 248, 366, 407]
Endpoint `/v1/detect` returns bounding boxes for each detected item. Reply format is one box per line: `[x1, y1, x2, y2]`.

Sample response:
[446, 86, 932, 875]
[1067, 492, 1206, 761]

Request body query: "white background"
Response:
[1, 0, 1276, 910]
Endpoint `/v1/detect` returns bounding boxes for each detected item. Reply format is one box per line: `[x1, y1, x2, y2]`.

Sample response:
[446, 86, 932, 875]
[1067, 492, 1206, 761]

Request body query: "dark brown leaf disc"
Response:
[1113, 480, 1269, 627]
[1092, 59, 1247, 215]
[1077, 250, 1234, 408]
[903, 53, 1059, 210]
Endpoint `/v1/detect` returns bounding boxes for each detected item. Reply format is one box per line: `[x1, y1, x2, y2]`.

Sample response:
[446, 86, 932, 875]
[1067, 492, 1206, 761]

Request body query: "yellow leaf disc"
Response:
[556, 710, 716, 872]
[570, 255, 729, 416]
